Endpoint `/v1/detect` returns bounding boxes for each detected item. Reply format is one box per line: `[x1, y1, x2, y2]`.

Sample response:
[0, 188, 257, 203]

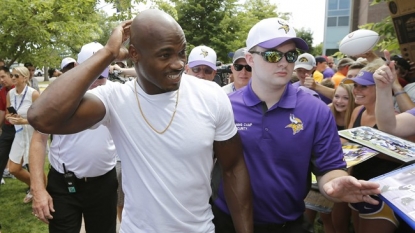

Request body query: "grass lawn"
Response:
[0, 161, 50, 233]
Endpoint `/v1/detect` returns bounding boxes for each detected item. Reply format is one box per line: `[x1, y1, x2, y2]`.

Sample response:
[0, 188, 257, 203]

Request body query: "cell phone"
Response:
[7, 106, 17, 114]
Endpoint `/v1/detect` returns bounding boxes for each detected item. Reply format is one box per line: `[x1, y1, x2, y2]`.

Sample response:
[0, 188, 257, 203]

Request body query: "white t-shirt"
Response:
[90, 74, 237, 233]
[48, 125, 117, 178]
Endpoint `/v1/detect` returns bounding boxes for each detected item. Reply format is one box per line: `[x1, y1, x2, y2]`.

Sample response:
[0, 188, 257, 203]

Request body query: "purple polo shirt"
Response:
[215, 82, 346, 224]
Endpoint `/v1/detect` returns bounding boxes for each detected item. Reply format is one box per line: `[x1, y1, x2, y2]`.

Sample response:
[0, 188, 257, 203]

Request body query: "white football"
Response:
[339, 29, 380, 57]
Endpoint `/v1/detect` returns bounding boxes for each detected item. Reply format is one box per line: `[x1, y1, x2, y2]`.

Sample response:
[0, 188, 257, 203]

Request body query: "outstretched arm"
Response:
[304, 76, 335, 99]
[318, 170, 380, 204]
[28, 20, 132, 134]
[214, 133, 253, 233]
[374, 50, 415, 137]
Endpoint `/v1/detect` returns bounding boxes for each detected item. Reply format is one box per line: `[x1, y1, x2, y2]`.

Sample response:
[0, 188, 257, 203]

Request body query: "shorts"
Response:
[349, 195, 399, 227]
[116, 161, 124, 206]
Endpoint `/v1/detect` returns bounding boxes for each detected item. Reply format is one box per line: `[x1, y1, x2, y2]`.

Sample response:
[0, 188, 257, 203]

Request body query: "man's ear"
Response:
[129, 44, 140, 64]
[245, 53, 254, 67]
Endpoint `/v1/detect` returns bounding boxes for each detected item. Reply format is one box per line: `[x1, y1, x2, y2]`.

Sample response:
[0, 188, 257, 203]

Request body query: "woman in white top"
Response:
[7, 66, 40, 203]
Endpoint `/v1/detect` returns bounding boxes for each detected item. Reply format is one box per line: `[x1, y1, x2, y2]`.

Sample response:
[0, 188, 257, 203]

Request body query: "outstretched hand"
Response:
[373, 50, 398, 90]
[323, 176, 380, 205]
[105, 20, 132, 62]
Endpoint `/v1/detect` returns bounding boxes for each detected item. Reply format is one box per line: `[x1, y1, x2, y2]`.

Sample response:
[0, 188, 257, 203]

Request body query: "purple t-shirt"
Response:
[214, 82, 346, 224]
[323, 68, 335, 78]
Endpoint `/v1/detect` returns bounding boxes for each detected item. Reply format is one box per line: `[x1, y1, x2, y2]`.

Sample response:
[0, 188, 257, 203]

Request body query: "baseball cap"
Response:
[294, 53, 316, 70]
[315, 56, 327, 64]
[232, 48, 247, 63]
[343, 71, 375, 86]
[60, 57, 77, 70]
[246, 18, 309, 51]
[188, 45, 217, 70]
[337, 58, 354, 69]
[77, 42, 109, 78]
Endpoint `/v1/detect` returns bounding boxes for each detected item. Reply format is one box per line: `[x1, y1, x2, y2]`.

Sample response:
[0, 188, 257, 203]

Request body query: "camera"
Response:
[214, 64, 232, 86]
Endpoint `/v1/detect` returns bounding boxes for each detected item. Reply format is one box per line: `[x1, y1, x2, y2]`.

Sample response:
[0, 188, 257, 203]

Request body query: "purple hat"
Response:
[343, 71, 375, 86]
[246, 18, 309, 51]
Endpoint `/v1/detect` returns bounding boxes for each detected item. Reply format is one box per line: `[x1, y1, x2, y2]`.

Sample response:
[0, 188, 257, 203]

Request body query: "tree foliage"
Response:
[0, 0, 109, 68]
[173, 0, 289, 62]
[296, 28, 315, 55]
[0, 0, 321, 69]
[358, 0, 399, 54]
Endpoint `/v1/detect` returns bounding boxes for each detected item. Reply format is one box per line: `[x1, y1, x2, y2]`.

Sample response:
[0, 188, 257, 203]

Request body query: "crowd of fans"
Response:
[1, 9, 415, 233]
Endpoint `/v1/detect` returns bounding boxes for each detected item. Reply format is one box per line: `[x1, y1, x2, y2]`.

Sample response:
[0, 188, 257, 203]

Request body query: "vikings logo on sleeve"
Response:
[278, 20, 290, 34]
[285, 113, 304, 135]
[200, 49, 208, 58]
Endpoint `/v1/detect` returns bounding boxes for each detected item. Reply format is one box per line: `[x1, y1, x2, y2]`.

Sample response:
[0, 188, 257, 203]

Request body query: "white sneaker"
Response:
[1, 178, 5, 185]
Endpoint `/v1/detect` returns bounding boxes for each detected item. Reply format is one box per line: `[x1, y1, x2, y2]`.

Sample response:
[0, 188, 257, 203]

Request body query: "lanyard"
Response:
[14, 85, 28, 112]
[232, 83, 236, 92]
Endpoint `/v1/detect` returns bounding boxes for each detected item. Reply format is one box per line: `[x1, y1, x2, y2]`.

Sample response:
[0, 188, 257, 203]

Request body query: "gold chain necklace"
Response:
[134, 79, 179, 134]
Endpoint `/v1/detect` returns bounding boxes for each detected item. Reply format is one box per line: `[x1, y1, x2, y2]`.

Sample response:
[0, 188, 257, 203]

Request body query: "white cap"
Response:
[60, 57, 77, 70]
[188, 45, 217, 70]
[77, 42, 109, 78]
[294, 53, 316, 71]
[246, 18, 308, 51]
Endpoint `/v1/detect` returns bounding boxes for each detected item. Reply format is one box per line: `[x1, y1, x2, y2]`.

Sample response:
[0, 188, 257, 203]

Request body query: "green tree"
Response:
[313, 42, 323, 57]
[357, 0, 398, 54]
[296, 28, 314, 55]
[0, 0, 111, 69]
[173, 0, 289, 62]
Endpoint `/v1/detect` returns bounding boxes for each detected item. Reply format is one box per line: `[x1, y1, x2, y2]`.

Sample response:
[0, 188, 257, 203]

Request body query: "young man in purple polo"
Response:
[212, 17, 381, 233]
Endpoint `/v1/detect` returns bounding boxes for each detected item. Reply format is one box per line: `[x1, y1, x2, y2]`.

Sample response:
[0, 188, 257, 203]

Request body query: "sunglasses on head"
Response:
[191, 67, 214, 75]
[250, 50, 298, 63]
[233, 64, 252, 72]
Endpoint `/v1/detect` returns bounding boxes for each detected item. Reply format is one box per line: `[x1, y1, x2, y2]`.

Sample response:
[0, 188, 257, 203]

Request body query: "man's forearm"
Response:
[28, 48, 113, 132]
[314, 83, 335, 100]
[222, 161, 253, 233]
[29, 132, 49, 192]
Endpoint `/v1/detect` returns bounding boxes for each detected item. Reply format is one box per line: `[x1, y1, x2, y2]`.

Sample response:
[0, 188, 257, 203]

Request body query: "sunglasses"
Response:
[233, 64, 252, 72]
[250, 50, 298, 63]
[12, 74, 21, 78]
[98, 76, 106, 79]
[191, 67, 214, 75]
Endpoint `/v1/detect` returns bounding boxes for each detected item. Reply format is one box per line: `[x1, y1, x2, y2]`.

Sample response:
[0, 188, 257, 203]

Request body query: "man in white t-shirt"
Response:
[30, 45, 118, 233]
[28, 9, 253, 233]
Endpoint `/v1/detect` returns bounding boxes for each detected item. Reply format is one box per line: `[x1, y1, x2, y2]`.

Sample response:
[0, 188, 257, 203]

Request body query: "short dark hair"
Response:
[24, 62, 34, 68]
[48, 68, 56, 77]
[0, 66, 10, 73]
[315, 56, 327, 64]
